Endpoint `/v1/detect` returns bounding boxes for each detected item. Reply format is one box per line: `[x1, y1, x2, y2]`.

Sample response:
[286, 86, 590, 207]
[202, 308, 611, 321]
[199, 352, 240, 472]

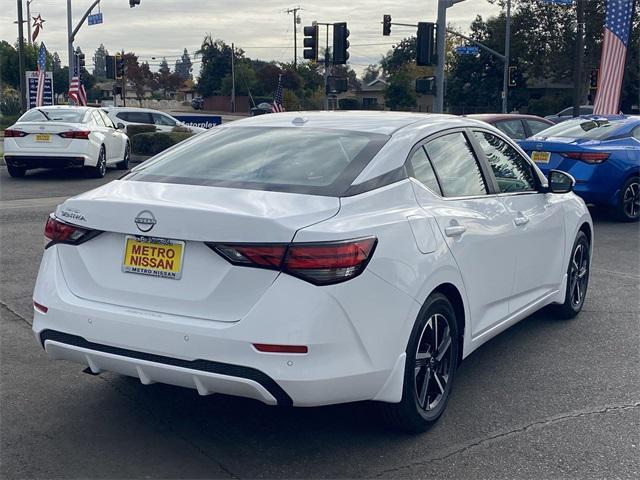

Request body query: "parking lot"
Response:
[1, 167, 638, 479]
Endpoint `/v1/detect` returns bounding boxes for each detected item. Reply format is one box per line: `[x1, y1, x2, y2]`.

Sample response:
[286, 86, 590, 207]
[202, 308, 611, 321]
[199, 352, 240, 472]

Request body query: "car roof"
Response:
[467, 113, 553, 123]
[28, 105, 93, 111]
[223, 111, 471, 135]
[104, 107, 166, 113]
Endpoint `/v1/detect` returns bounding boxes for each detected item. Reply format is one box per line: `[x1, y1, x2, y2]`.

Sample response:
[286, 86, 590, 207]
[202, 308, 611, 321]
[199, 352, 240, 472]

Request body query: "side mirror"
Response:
[116, 122, 125, 130]
[548, 169, 575, 194]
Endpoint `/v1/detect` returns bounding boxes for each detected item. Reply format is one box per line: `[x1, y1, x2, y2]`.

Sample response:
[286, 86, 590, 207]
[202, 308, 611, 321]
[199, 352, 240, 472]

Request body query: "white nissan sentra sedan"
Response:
[32, 112, 592, 431]
[3, 106, 130, 178]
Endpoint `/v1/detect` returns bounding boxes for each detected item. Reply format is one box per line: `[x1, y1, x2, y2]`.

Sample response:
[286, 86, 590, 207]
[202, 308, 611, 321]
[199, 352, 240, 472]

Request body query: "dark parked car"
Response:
[467, 114, 554, 140]
[191, 97, 204, 110]
[545, 106, 594, 124]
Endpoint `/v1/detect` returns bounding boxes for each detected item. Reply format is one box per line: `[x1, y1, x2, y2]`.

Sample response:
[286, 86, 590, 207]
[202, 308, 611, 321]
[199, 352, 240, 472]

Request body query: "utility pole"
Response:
[572, 0, 585, 117]
[324, 24, 330, 110]
[27, 0, 34, 45]
[121, 50, 126, 107]
[286, 6, 301, 69]
[67, 0, 101, 91]
[17, 0, 27, 112]
[231, 42, 236, 113]
[501, 0, 511, 113]
[435, 0, 466, 113]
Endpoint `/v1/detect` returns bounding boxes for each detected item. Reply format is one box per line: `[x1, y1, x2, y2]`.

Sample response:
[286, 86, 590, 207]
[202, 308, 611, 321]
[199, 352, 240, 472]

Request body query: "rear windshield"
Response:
[127, 127, 389, 196]
[536, 118, 625, 140]
[19, 108, 86, 123]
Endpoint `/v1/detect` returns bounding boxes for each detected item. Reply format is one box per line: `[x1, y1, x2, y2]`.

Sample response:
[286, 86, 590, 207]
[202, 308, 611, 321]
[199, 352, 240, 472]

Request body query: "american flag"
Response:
[271, 74, 285, 113]
[593, 0, 635, 115]
[68, 59, 87, 106]
[35, 43, 47, 107]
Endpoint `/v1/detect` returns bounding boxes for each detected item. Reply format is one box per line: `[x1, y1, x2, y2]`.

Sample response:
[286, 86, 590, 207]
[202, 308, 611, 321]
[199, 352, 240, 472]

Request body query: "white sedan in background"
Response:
[33, 112, 592, 432]
[3, 106, 130, 178]
[103, 107, 206, 134]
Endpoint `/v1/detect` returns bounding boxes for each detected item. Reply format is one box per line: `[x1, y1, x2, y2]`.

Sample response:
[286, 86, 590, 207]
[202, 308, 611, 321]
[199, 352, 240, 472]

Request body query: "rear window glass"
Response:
[538, 118, 625, 140]
[19, 108, 85, 123]
[127, 127, 389, 196]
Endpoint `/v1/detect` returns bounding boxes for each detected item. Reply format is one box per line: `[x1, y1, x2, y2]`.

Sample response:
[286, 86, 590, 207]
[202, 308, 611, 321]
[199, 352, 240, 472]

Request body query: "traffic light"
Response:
[326, 76, 349, 94]
[333, 22, 350, 65]
[105, 55, 116, 79]
[129, 0, 141, 7]
[303, 24, 319, 61]
[77, 52, 86, 70]
[416, 22, 436, 66]
[116, 53, 125, 79]
[383, 14, 391, 36]
[508, 66, 517, 87]
[590, 69, 599, 89]
[416, 77, 436, 95]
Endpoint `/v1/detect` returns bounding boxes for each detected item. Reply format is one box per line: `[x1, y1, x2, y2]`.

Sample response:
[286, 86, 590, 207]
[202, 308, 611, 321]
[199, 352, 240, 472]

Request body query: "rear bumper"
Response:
[4, 155, 87, 169]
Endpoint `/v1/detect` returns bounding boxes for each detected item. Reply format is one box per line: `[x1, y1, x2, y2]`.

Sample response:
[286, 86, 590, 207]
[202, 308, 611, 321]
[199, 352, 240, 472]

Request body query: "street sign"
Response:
[88, 12, 103, 25]
[25, 71, 54, 108]
[456, 45, 480, 55]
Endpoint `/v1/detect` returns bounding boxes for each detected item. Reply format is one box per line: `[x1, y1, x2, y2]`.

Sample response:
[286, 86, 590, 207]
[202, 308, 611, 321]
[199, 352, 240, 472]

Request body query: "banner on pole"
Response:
[25, 71, 54, 109]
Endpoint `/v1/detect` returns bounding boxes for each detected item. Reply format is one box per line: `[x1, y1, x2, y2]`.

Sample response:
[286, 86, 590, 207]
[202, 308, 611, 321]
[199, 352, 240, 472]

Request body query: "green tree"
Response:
[196, 35, 238, 96]
[384, 64, 417, 110]
[93, 44, 108, 80]
[361, 64, 380, 84]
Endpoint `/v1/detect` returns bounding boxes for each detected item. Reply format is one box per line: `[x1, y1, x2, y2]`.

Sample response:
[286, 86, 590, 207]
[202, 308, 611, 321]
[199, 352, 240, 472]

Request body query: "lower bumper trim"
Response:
[4, 155, 85, 169]
[39, 329, 293, 406]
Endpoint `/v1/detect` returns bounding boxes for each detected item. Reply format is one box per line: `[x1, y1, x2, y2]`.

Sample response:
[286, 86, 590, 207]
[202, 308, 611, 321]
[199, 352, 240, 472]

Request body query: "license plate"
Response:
[35, 133, 51, 142]
[122, 236, 185, 280]
[531, 151, 551, 163]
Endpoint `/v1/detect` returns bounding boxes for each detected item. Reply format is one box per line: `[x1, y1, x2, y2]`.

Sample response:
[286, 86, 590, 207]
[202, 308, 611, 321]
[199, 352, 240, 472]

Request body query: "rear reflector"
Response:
[4, 129, 28, 138]
[33, 301, 48, 313]
[44, 214, 101, 248]
[561, 152, 610, 164]
[253, 343, 308, 354]
[59, 131, 91, 139]
[209, 237, 377, 285]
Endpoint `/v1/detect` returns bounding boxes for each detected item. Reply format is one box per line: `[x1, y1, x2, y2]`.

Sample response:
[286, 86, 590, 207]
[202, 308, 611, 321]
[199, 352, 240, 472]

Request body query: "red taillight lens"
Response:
[44, 215, 99, 248]
[210, 237, 377, 285]
[561, 152, 610, 164]
[59, 131, 90, 139]
[33, 301, 48, 313]
[4, 129, 28, 138]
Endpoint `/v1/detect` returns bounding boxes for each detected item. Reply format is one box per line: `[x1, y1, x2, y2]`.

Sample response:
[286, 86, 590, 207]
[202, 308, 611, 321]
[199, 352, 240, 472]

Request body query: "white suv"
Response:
[103, 107, 206, 134]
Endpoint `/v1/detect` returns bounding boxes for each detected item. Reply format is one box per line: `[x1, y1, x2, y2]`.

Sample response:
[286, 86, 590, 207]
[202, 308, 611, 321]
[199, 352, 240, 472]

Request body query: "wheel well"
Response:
[579, 222, 592, 246]
[431, 283, 465, 364]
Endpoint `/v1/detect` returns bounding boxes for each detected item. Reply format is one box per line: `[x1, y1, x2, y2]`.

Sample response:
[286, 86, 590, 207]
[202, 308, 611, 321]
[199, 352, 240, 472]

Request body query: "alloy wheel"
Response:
[569, 243, 589, 309]
[414, 313, 453, 412]
[622, 181, 640, 219]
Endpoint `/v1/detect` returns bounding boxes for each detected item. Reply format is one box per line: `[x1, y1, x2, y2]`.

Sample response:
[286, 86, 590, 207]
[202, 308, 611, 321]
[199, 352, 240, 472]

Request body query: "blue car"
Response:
[519, 115, 640, 221]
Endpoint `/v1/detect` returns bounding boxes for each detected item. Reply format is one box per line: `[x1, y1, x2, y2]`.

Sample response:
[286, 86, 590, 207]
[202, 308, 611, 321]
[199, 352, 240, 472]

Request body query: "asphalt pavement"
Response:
[1, 167, 638, 479]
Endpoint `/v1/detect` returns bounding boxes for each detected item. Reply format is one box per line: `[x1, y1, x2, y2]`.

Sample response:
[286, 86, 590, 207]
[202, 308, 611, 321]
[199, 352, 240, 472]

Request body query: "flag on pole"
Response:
[271, 74, 285, 113]
[68, 62, 87, 106]
[35, 43, 47, 107]
[593, 0, 635, 115]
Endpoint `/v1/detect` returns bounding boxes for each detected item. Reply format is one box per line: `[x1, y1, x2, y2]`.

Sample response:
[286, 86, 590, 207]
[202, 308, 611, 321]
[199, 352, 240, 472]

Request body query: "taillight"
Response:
[44, 215, 100, 248]
[561, 152, 610, 164]
[59, 131, 91, 139]
[4, 129, 28, 138]
[209, 237, 377, 285]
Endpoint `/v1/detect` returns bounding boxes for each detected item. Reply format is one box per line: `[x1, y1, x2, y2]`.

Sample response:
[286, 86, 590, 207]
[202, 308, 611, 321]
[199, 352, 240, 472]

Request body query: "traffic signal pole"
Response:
[66, 0, 101, 95]
[572, 0, 585, 117]
[501, 0, 511, 113]
[435, 0, 466, 113]
[17, 0, 27, 112]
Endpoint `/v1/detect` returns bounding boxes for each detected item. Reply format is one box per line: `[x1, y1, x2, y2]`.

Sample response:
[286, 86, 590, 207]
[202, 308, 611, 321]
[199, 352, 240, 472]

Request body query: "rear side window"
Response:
[495, 120, 526, 139]
[424, 132, 487, 197]
[409, 146, 441, 195]
[152, 113, 176, 126]
[128, 127, 389, 196]
[117, 111, 153, 124]
[526, 120, 552, 136]
[473, 131, 536, 193]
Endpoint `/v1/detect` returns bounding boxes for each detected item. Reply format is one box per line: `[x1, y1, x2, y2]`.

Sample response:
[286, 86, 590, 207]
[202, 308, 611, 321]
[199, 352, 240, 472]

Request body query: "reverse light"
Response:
[4, 129, 28, 138]
[561, 152, 610, 164]
[44, 215, 101, 248]
[209, 237, 377, 285]
[59, 131, 91, 139]
[253, 344, 308, 354]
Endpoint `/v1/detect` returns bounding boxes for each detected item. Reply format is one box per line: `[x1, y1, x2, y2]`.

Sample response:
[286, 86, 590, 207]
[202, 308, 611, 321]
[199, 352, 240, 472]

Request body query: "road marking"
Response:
[0, 196, 69, 210]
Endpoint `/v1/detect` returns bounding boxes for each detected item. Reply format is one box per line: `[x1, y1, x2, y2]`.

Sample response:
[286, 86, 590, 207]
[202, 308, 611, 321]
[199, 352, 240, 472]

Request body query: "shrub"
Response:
[131, 131, 193, 156]
[126, 124, 156, 137]
[172, 125, 192, 133]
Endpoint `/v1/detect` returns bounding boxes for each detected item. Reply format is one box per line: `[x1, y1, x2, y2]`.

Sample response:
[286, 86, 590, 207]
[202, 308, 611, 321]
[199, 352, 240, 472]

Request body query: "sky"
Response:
[3, 0, 502, 75]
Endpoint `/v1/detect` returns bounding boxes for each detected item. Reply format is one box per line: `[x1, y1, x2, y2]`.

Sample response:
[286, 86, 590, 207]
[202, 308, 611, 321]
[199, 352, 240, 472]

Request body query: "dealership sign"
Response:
[25, 71, 54, 108]
[173, 115, 222, 129]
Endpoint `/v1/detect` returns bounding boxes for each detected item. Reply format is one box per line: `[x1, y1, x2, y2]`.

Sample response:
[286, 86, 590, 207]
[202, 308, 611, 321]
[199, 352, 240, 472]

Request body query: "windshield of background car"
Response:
[127, 127, 390, 196]
[18, 108, 86, 123]
[535, 118, 626, 140]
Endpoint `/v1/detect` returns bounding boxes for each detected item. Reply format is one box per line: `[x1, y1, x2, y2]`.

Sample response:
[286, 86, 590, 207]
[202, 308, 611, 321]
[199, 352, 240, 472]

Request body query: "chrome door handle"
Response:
[514, 215, 530, 227]
[445, 225, 466, 237]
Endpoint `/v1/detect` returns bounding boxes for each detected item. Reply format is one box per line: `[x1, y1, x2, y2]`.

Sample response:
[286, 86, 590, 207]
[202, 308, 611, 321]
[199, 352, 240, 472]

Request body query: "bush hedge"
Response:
[131, 131, 193, 156]
[126, 124, 156, 137]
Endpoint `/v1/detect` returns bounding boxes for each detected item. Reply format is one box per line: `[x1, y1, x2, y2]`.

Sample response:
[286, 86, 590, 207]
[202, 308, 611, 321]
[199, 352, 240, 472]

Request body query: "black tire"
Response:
[84, 146, 107, 178]
[6, 165, 26, 178]
[381, 292, 459, 433]
[116, 141, 130, 170]
[553, 231, 590, 319]
[614, 176, 640, 222]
